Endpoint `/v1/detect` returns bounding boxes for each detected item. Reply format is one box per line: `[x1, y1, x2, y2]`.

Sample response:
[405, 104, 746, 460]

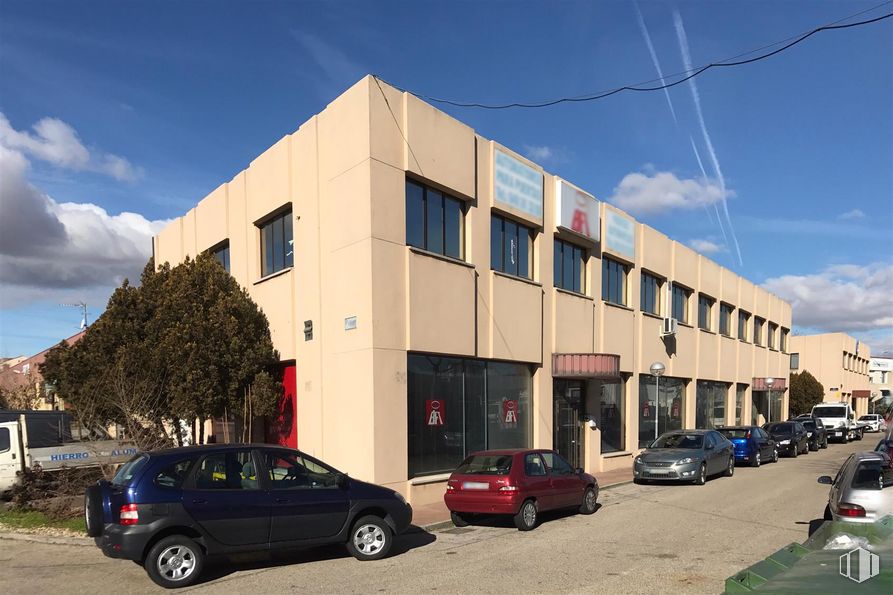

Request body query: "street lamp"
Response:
[766, 377, 775, 423]
[650, 362, 666, 444]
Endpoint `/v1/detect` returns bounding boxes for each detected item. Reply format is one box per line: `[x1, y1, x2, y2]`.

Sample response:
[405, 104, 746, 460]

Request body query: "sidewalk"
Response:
[415, 465, 634, 531]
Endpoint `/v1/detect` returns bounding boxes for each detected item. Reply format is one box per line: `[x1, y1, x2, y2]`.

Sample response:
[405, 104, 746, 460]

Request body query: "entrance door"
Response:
[553, 380, 583, 469]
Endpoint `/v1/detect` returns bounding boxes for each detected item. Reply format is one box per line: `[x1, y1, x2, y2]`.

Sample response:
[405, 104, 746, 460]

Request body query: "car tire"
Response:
[145, 535, 204, 589]
[752, 452, 761, 468]
[724, 457, 734, 477]
[514, 499, 538, 531]
[855, 429, 863, 441]
[450, 511, 470, 528]
[346, 515, 393, 561]
[579, 486, 598, 515]
[821, 437, 828, 449]
[695, 463, 707, 486]
[809, 441, 818, 452]
[772, 448, 779, 463]
[823, 504, 833, 521]
[83, 484, 103, 538]
[792, 445, 798, 458]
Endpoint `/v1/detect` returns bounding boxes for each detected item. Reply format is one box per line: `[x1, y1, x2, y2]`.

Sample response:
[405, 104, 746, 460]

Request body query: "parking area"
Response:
[1, 437, 880, 594]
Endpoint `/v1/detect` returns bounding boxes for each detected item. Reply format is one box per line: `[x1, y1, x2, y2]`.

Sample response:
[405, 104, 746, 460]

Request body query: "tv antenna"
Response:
[61, 302, 89, 329]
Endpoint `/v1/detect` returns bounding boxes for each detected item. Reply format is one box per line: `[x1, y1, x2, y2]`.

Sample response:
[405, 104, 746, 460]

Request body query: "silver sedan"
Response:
[818, 451, 893, 523]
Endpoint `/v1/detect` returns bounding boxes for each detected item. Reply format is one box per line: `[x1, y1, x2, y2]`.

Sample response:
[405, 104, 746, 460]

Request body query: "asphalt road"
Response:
[0, 436, 883, 595]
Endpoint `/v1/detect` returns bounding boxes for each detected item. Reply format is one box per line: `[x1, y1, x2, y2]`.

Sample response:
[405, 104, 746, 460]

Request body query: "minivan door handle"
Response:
[191, 499, 207, 505]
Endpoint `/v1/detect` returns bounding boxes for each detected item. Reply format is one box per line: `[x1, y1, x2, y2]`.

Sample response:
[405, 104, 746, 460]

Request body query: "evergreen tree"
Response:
[789, 370, 825, 416]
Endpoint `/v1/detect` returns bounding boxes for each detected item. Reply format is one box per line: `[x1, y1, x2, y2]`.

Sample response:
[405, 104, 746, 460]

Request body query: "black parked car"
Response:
[789, 416, 828, 450]
[85, 444, 413, 588]
[763, 422, 809, 457]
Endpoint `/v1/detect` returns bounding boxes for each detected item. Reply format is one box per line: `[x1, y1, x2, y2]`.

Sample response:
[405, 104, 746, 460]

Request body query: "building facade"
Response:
[789, 333, 873, 417]
[869, 356, 893, 415]
[154, 76, 792, 506]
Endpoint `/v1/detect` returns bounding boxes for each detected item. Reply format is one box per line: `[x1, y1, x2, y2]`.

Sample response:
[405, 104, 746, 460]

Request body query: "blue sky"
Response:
[1, 0, 891, 357]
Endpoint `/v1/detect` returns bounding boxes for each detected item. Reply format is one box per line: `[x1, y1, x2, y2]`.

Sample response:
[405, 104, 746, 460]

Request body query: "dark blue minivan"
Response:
[717, 426, 779, 467]
[85, 444, 412, 588]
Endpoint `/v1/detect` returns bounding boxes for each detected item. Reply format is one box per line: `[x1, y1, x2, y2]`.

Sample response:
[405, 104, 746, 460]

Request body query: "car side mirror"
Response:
[336, 473, 350, 489]
[817, 476, 833, 485]
[576, 467, 584, 475]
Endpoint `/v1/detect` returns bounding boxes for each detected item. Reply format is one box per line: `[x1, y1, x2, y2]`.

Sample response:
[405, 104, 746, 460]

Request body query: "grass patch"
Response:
[0, 508, 85, 533]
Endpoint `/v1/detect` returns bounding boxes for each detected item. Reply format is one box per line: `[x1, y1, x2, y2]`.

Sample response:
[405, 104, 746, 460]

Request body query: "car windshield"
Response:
[652, 434, 703, 449]
[814, 407, 846, 417]
[765, 423, 794, 434]
[454, 454, 513, 475]
[801, 421, 816, 430]
[859, 416, 875, 421]
[111, 454, 148, 486]
[719, 428, 750, 439]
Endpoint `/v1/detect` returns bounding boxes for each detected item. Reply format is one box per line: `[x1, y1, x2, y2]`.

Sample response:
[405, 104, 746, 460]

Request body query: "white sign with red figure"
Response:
[555, 180, 600, 242]
[502, 399, 519, 424]
[425, 399, 445, 426]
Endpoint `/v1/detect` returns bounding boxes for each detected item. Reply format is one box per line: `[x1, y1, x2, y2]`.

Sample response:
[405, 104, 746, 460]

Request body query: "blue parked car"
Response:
[84, 444, 412, 588]
[717, 426, 779, 467]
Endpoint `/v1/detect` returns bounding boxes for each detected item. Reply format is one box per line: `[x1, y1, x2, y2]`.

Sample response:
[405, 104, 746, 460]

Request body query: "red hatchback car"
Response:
[444, 449, 599, 531]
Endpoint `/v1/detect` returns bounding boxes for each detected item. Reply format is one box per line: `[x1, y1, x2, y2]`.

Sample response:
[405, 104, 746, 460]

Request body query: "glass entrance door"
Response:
[553, 380, 583, 469]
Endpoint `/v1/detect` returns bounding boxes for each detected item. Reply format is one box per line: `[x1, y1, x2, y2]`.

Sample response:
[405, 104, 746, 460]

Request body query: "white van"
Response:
[811, 402, 863, 443]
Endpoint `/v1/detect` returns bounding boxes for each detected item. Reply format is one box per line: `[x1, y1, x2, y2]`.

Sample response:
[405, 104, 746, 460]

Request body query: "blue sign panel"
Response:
[605, 210, 636, 259]
[494, 150, 543, 220]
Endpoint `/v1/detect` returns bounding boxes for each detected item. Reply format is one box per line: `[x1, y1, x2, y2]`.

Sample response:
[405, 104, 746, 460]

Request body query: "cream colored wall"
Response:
[791, 333, 872, 405]
[154, 75, 794, 507]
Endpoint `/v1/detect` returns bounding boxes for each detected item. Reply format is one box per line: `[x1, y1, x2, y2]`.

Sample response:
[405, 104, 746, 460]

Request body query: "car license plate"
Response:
[648, 469, 670, 475]
[462, 481, 489, 490]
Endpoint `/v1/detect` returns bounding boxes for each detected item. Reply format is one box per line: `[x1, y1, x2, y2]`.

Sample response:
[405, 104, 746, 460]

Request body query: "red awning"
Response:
[752, 377, 787, 391]
[552, 353, 621, 379]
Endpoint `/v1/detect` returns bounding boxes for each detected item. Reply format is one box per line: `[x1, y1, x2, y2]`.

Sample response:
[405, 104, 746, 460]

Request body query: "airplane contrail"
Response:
[673, 10, 744, 267]
[634, 2, 678, 124]
[690, 134, 729, 249]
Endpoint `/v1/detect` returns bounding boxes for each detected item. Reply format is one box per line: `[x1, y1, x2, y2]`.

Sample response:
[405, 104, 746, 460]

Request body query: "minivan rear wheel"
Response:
[83, 484, 103, 538]
[346, 515, 392, 561]
[145, 535, 204, 589]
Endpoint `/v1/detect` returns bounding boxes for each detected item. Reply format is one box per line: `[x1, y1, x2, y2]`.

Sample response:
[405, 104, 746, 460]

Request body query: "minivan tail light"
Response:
[837, 503, 866, 517]
[119, 504, 139, 525]
[498, 485, 518, 493]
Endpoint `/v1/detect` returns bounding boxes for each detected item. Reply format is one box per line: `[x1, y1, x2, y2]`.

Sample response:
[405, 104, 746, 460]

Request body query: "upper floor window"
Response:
[640, 272, 663, 316]
[406, 180, 464, 259]
[491, 214, 533, 279]
[259, 209, 293, 277]
[553, 239, 585, 293]
[211, 241, 230, 273]
[767, 323, 778, 350]
[780, 328, 789, 353]
[753, 317, 765, 346]
[738, 311, 750, 342]
[671, 284, 691, 324]
[790, 353, 800, 370]
[698, 294, 714, 331]
[601, 257, 629, 306]
[719, 303, 734, 336]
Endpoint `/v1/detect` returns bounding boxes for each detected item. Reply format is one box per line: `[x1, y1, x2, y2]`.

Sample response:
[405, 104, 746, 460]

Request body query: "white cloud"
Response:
[0, 113, 142, 181]
[762, 263, 893, 333]
[838, 209, 865, 221]
[0, 145, 170, 307]
[608, 170, 733, 216]
[524, 145, 553, 161]
[523, 144, 572, 165]
[688, 239, 726, 254]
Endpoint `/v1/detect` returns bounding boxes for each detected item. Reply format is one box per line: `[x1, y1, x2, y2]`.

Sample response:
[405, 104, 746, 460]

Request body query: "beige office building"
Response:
[154, 76, 792, 506]
[789, 333, 873, 417]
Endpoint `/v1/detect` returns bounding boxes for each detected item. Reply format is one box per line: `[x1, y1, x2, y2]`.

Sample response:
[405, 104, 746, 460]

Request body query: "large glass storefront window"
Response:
[752, 390, 783, 425]
[599, 381, 625, 453]
[638, 375, 686, 448]
[407, 354, 531, 478]
[696, 381, 728, 429]
[735, 384, 747, 425]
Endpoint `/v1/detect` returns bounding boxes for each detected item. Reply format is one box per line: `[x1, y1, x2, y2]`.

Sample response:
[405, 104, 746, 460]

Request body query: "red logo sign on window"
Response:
[502, 399, 518, 424]
[642, 401, 651, 418]
[425, 399, 445, 426]
[671, 397, 681, 419]
[571, 195, 591, 237]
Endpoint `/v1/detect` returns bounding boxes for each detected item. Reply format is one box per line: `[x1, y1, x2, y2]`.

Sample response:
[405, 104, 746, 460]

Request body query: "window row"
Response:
[201, 208, 294, 277]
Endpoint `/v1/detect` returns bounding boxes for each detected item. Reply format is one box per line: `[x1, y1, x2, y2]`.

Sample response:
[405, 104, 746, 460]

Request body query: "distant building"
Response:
[789, 333, 872, 417]
[0, 331, 86, 411]
[869, 356, 893, 415]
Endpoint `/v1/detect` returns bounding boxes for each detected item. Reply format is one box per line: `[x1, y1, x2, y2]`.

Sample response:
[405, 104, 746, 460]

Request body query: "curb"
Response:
[0, 530, 93, 547]
[420, 477, 634, 532]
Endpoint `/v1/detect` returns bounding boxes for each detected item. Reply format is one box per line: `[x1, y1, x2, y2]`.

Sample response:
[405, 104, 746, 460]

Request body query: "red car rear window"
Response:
[455, 454, 513, 475]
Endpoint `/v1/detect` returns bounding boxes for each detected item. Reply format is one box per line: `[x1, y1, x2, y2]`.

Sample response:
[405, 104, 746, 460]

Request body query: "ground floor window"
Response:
[407, 354, 532, 478]
[735, 384, 747, 425]
[638, 375, 686, 448]
[599, 380, 625, 453]
[696, 381, 728, 429]
[752, 390, 784, 424]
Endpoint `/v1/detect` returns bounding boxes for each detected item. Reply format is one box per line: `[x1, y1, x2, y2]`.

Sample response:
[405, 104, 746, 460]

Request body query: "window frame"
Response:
[719, 303, 734, 337]
[208, 240, 231, 273]
[258, 208, 293, 278]
[553, 238, 586, 294]
[753, 317, 765, 346]
[405, 179, 465, 260]
[738, 310, 751, 342]
[491, 213, 534, 279]
[189, 449, 262, 492]
[697, 294, 715, 331]
[601, 256, 630, 306]
[640, 271, 663, 316]
[671, 284, 691, 324]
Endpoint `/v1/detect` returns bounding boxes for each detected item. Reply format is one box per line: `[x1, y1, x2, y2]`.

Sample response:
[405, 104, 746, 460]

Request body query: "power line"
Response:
[389, 6, 893, 110]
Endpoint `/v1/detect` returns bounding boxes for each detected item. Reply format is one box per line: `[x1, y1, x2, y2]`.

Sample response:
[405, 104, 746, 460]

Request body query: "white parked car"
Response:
[857, 414, 887, 433]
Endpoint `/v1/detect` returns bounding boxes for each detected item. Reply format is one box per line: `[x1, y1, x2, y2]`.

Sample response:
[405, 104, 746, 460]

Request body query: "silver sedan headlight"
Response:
[676, 457, 694, 465]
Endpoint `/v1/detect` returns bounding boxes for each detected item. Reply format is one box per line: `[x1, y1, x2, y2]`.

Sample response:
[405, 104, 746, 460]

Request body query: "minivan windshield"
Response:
[454, 454, 513, 475]
[652, 434, 704, 449]
[814, 406, 846, 417]
[112, 454, 148, 486]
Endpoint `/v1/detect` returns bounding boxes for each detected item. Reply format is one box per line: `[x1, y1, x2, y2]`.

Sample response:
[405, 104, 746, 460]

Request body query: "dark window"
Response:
[111, 455, 149, 487]
[790, 353, 800, 370]
[0, 427, 9, 452]
[780, 328, 789, 353]
[698, 295, 714, 331]
[406, 180, 464, 259]
[554, 239, 585, 293]
[672, 284, 691, 324]
[524, 453, 546, 476]
[492, 214, 533, 278]
[194, 451, 258, 490]
[407, 355, 532, 478]
[754, 317, 765, 346]
[211, 241, 230, 273]
[720, 304, 734, 336]
[738, 311, 750, 342]
[696, 381, 728, 429]
[768, 323, 778, 349]
[265, 452, 339, 489]
[259, 209, 293, 277]
[601, 257, 629, 306]
[541, 452, 575, 475]
[600, 380, 626, 453]
[640, 272, 662, 316]
[154, 459, 195, 490]
[455, 454, 514, 476]
[735, 385, 746, 425]
[638, 375, 686, 448]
